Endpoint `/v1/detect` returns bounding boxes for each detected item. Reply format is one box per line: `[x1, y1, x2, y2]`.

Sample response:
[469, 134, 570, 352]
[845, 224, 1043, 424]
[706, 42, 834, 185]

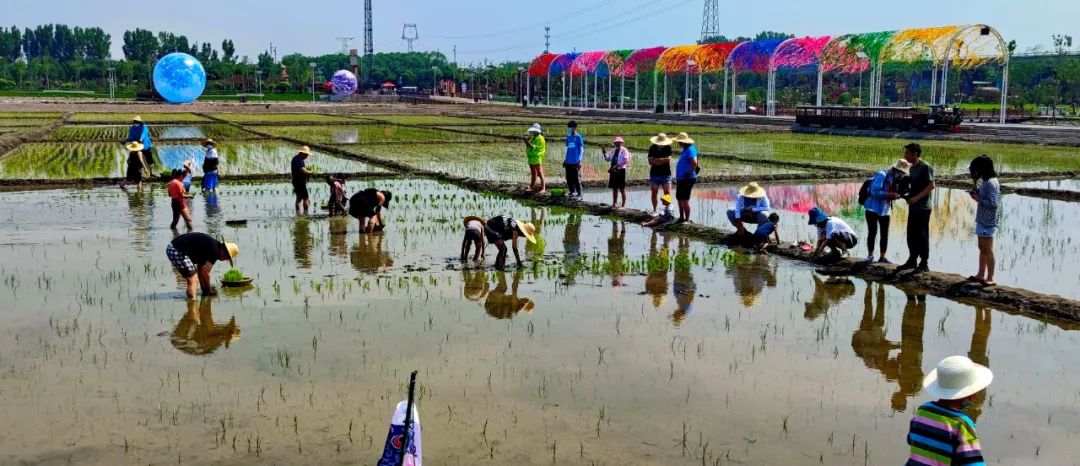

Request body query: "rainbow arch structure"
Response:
[528, 24, 1011, 122]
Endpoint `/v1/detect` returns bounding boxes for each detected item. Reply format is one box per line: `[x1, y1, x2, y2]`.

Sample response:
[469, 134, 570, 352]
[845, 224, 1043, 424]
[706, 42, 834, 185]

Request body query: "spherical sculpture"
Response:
[153, 53, 207, 104]
[330, 70, 358, 96]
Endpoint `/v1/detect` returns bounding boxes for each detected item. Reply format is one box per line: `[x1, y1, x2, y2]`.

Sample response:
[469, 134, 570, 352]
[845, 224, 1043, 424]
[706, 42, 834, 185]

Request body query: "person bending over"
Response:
[484, 215, 538, 270]
[166, 232, 239, 299]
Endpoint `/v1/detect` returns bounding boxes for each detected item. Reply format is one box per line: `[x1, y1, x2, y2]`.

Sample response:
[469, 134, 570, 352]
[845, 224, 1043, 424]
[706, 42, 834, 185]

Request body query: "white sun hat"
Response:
[527, 123, 543, 134]
[922, 355, 993, 400]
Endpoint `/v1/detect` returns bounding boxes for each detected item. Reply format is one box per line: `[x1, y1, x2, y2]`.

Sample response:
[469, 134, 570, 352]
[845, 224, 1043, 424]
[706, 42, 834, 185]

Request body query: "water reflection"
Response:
[484, 270, 534, 319]
[462, 269, 490, 301]
[803, 275, 856, 321]
[203, 193, 222, 235]
[126, 190, 153, 253]
[525, 207, 546, 261]
[966, 305, 992, 421]
[170, 298, 240, 356]
[671, 237, 696, 327]
[328, 218, 350, 259]
[849, 286, 926, 412]
[292, 217, 313, 269]
[726, 254, 778, 308]
[350, 231, 393, 273]
[607, 221, 626, 287]
[332, 128, 359, 144]
[645, 231, 672, 309]
[562, 214, 583, 284]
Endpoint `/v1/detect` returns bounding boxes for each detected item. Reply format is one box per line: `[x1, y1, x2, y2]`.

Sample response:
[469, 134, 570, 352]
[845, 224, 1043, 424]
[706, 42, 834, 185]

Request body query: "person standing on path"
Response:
[897, 143, 935, 273]
[524, 124, 547, 194]
[166, 232, 239, 299]
[126, 115, 155, 174]
[601, 137, 631, 208]
[120, 141, 147, 192]
[863, 159, 911, 264]
[967, 155, 1000, 286]
[672, 132, 698, 223]
[906, 355, 992, 465]
[168, 169, 194, 230]
[647, 133, 675, 214]
[201, 139, 220, 193]
[563, 121, 584, 199]
[726, 182, 772, 235]
[291, 146, 314, 213]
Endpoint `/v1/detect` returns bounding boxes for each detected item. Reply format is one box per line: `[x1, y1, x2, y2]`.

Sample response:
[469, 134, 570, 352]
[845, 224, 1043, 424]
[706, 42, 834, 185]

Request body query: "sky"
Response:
[2, 0, 1077, 63]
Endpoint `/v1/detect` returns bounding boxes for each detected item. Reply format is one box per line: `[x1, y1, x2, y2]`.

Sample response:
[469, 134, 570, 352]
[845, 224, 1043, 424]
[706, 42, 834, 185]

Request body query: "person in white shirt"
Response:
[460, 216, 486, 261]
[808, 207, 858, 258]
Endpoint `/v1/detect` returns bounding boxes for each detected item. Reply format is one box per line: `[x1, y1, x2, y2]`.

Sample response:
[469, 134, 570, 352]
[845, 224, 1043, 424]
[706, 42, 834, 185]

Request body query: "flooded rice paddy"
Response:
[1, 178, 1079, 464]
[1005, 178, 1080, 191]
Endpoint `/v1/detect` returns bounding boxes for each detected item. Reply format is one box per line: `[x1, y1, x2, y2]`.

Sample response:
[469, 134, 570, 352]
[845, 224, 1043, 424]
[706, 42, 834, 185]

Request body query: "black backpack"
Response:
[857, 178, 873, 206]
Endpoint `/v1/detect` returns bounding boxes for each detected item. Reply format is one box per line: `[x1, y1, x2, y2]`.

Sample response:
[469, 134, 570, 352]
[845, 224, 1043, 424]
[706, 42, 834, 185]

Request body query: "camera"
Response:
[894, 174, 912, 198]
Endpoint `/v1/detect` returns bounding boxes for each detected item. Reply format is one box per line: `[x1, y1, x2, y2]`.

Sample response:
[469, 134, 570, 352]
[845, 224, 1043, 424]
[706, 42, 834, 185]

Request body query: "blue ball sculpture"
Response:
[331, 70, 358, 96]
[153, 53, 207, 103]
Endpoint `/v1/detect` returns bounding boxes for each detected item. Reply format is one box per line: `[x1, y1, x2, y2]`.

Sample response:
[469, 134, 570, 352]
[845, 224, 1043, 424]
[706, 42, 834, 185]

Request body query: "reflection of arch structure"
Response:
[529, 24, 1011, 123]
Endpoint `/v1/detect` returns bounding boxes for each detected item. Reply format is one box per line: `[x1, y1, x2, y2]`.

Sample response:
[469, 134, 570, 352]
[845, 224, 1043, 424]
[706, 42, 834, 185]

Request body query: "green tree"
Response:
[122, 29, 158, 62]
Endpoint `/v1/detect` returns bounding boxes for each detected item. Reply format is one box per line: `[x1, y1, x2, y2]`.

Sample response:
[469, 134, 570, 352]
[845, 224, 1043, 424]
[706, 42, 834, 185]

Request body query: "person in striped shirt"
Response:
[907, 355, 993, 466]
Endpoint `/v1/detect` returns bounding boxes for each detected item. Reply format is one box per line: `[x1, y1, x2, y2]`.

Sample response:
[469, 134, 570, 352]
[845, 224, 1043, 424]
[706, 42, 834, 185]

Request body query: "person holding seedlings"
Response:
[863, 159, 911, 264]
[726, 182, 772, 235]
[808, 207, 858, 259]
[647, 133, 675, 214]
[166, 232, 239, 299]
[967, 155, 1000, 286]
[906, 355, 993, 465]
[484, 215, 538, 270]
[167, 169, 194, 230]
[563, 121, 584, 199]
[201, 139, 220, 192]
[326, 174, 348, 216]
[897, 143, 935, 273]
[349, 188, 393, 233]
[750, 212, 781, 253]
[523, 123, 546, 193]
[126, 115, 155, 173]
[672, 132, 698, 223]
[120, 141, 147, 192]
[641, 194, 675, 228]
[601, 136, 631, 208]
[291, 146, 314, 213]
[460, 216, 487, 261]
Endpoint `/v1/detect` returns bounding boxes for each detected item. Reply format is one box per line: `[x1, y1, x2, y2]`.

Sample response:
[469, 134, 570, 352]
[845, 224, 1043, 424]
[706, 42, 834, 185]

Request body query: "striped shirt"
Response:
[907, 401, 985, 466]
[974, 178, 1000, 228]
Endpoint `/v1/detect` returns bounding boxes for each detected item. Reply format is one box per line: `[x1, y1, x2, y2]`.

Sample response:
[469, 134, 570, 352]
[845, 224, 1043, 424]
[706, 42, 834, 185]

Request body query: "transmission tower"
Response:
[544, 26, 551, 53]
[363, 0, 373, 83]
[336, 37, 355, 54]
[402, 24, 419, 52]
[700, 0, 720, 42]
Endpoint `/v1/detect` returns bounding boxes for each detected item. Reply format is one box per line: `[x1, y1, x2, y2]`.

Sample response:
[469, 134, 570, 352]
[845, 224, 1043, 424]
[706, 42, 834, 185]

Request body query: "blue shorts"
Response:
[649, 175, 671, 186]
[975, 224, 997, 238]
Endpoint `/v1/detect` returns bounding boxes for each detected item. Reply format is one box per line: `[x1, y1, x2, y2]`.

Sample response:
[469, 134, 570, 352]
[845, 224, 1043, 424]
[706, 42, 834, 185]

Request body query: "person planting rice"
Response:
[672, 132, 698, 223]
[563, 121, 584, 199]
[641, 194, 675, 228]
[808, 207, 857, 260]
[326, 174, 348, 216]
[125, 115, 155, 173]
[119, 141, 147, 192]
[165, 232, 239, 299]
[167, 169, 193, 230]
[646, 133, 675, 214]
[601, 136, 631, 208]
[201, 139, 220, 193]
[726, 182, 772, 235]
[906, 355, 993, 465]
[750, 212, 781, 253]
[523, 123, 546, 194]
[291, 146, 314, 213]
[460, 216, 486, 261]
[349, 188, 393, 234]
[484, 215, 538, 270]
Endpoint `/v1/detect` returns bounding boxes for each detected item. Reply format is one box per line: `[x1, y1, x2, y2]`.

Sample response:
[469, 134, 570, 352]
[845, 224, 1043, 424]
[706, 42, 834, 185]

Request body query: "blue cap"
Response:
[807, 207, 828, 225]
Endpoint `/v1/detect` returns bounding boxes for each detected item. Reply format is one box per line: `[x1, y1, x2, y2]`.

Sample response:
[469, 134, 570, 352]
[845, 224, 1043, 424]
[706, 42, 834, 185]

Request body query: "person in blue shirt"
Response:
[563, 121, 584, 199]
[751, 213, 781, 253]
[126, 115, 155, 173]
[726, 182, 772, 235]
[863, 159, 910, 264]
[672, 132, 698, 223]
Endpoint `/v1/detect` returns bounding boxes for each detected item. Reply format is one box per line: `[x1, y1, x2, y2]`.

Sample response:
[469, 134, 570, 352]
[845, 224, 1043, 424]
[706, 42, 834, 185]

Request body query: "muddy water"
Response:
[584, 182, 1080, 299]
[1005, 178, 1080, 191]
[1, 180, 1079, 465]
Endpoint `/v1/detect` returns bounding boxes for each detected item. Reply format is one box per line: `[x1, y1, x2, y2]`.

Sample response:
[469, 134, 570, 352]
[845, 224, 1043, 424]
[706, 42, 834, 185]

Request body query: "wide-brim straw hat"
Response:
[124, 141, 144, 152]
[892, 159, 912, 174]
[203, 138, 215, 146]
[922, 355, 993, 400]
[298, 146, 312, 155]
[613, 136, 625, 144]
[182, 159, 193, 169]
[672, 132, 695, 144]
[463, 215, 486, 228]
[527, 123, 543, 134]
[220, 236, 239, 267]
[739, 182, 767, 199]
[132, 115, 143, 122]
[515, 220, 538, 244]
[649, 133, 673, 146]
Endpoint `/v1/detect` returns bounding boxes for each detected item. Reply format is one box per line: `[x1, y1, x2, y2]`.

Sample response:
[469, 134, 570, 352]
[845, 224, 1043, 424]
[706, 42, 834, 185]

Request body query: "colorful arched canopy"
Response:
[622, 46, 668, 76]
[598, 49, 635, 78]
[571, 51, 608, 77]
[528, 53, 557, 77]
[548, 52, 581, 75]
[770, 36, 832, 71]
[692, 42, 741, 72]
[819, 32, 891, 73]
[727, 39, 784, 74]
[656, 45, 703, 73]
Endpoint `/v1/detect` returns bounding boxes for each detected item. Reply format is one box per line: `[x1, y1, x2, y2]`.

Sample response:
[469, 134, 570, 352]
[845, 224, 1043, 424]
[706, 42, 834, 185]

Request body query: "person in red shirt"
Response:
[168, 169, 193, 230]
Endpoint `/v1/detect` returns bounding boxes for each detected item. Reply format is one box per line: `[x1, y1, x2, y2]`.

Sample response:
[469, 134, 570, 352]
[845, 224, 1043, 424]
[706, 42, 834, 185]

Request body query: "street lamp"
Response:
[685, 59, 696, 115]
[431, 66, 438, 96]
[309, 62, 317, 102]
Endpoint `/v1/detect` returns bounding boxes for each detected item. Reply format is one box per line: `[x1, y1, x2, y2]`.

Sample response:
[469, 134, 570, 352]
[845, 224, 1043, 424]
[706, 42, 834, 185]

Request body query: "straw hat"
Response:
[807, 207, 828, 225]
[463, 215, 486, 228]
[298, 146, 312, 155]
[220, 237, 239, 267]
[203, 138, 215, 146]
[514, 220, 538, 244]
[124, 141, 144, 152]
[738, 182, 767, 199]
[672, 132, 695, 144]
[649, 133, 673, 146]
[661, 193, 672, 204]
[892, 159, 912, 174]
[182, 159, 193, 169]
[922, 355, 993, 400]
[613, 136, 625, 144]
[527, 123, 543, 134]
[132, 115, 143, 123]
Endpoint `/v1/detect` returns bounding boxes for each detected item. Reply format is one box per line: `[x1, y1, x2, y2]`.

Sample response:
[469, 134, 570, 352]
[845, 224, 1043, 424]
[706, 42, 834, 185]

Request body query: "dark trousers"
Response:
[905, 209, 931, 265]
[865, 211, 891, 254]
[564, 164, 582, 195]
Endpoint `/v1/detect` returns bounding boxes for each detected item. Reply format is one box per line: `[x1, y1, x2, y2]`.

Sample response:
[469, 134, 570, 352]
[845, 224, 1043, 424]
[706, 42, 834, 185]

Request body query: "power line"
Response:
[429, 0, 618, 40]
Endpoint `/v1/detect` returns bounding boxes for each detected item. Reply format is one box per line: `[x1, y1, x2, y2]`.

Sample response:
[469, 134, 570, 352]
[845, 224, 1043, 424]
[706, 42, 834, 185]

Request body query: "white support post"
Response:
[635, 75, 639, 110]
[723, 68, 728, 114]
[607, 74, 612, 109]
[732, 71, 737, 112]
[816, 66, 824, 107]
[766, 70, 775, 116]
[620, 75, 625, 110]
[652, 72, 657, 111]
[999, 60, 1009, 124]
[663, 74, 668, 112]
[546, 72, 550, 106]
[930, 65, 938, 105]
[593, 72, 598, 109]
[526, 76, 531, 106]
[940, 61, 951, 105]
[698, 73, 703, 114]
[568, 73, 572, 107]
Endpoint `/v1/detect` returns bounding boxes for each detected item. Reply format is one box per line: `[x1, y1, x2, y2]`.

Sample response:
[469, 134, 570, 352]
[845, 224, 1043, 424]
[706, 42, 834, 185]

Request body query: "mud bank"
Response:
[0, 113, 70, 157]
[0, 171, 396, 188]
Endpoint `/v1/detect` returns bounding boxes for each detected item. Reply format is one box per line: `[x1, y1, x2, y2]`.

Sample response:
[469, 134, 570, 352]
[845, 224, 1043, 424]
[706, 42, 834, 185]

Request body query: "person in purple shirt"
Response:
[563, 121, 584, 199]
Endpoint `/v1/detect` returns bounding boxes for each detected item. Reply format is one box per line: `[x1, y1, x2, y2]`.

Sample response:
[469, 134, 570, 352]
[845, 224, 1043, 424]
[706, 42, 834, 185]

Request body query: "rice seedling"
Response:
[258, 125, 497, 144]
[70, 112, 209, 123]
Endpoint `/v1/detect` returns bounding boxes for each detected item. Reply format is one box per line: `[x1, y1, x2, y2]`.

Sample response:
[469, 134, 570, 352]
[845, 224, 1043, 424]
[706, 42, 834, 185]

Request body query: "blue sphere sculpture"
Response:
[153, 53, 206, 103]
[331, 70, 358, 96]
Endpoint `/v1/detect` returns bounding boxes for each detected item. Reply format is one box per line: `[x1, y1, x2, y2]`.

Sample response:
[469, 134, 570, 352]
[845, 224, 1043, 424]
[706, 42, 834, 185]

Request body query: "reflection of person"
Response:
[906, 355, 993, 465]
[460, 216, 486, 261]
[349, 231, 394, 273]
[672, 132, 698, 223]
[291, 146, 314, 213]
[170, 298, 240, 355]
[803, 275, 856, 320]
[892, 294, 926, 412]
[863, 159, 910, 263]
[647, 134, 675, 214]
[462, 268, 490, 301]
[484, 270, 534, 319]
[328, 218, 349, 258]
[563, 214, 583, 283]
[292, 217, 313, 269]
[166, 232, 239, 299]
[671, 237, 696, 326]
[168, 168, 194, 230]
[484, 215, 537, 270]
[645, 231, 672, 308]
[808, 207, 857, 259]
[607, 221, 626, 286]
[851, 283, 893, 375]
[349, 188, 393, 234]
[898, 143, 935, 274]
[966, 306, 992, 422]
[601, 137, 631, 208]
[728, 254, 778, 308]
[120, 141, 147, 192]
[967, 155, 1000, 286]
[563, 121, 584, 199]
[201, 139, 220, 192]
[523, 124, 546, 194]
[125, 115, 155, 171]
[726, 182, 772, 235]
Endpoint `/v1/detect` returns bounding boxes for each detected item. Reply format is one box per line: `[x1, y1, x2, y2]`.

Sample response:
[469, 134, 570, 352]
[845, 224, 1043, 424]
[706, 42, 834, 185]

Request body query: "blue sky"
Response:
[3, 0, 1076, 63]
